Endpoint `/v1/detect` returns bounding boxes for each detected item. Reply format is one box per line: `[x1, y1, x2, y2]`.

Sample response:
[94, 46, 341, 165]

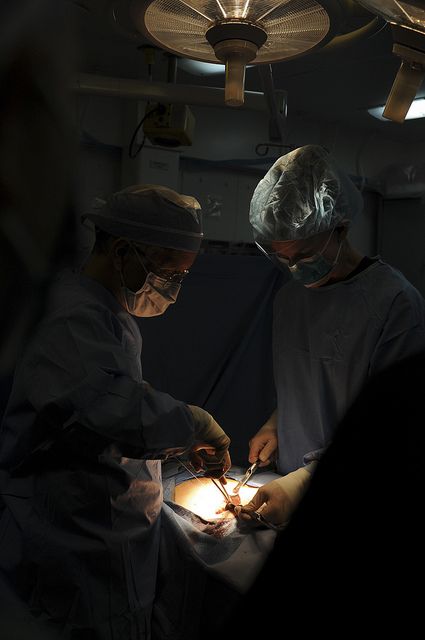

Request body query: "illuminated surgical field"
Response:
[174, 477, 258, 521]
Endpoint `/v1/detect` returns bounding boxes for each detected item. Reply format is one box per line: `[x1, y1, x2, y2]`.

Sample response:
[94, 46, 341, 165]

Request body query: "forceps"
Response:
[211, 477, 283, 529]
[232, 461, 260, 495]
[210, 477, 239, 508]
[212, 480, 283, 530]
[247, 509, 285, 532]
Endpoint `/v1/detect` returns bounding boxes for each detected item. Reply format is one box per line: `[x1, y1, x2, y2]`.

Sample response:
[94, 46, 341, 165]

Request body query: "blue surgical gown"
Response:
[0, 269, 196, 639]
[273, 259, 425, 474]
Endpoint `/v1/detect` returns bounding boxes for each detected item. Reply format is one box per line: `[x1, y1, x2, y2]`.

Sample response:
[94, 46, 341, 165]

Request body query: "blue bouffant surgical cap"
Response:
[83, 184, 203, 252]
[249, 145, 363, 241]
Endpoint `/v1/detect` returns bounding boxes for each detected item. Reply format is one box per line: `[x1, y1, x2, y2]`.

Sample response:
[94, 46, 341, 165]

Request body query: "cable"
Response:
[128, 105, 163, 159]
[129, 45, 160, 158]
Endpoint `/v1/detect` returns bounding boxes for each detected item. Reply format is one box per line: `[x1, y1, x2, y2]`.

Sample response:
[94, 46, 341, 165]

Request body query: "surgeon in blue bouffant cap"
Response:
[236, 144, 425, 527]
[0, 184, 231, 639]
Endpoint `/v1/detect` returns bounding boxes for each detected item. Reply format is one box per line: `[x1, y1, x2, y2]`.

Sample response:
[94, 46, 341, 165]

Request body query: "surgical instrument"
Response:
[210, 477, 240, 507]
[232, 461, 260, 494]
[248, 508, 285, 531]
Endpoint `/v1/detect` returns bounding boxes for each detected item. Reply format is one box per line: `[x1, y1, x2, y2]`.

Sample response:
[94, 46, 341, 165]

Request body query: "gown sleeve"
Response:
[19, 304, 196, 460]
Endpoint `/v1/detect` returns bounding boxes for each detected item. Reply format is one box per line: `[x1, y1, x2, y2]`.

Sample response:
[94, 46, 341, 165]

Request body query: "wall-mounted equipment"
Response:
[127, 48, 196, 153]
[142, 101, 195, 146]
[357, 1, 425, 123]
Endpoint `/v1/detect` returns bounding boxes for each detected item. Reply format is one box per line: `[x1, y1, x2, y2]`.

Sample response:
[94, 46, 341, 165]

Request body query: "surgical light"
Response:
[129, 0, 335, 107]
[357, 1, 425, 123]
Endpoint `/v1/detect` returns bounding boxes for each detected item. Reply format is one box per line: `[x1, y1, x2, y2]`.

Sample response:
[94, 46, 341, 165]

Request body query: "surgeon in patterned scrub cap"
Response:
[235, 144, 425, 530]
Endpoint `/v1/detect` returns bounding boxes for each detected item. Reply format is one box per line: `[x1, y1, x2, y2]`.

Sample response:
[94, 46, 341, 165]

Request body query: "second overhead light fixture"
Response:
[357, 0, 425, 123]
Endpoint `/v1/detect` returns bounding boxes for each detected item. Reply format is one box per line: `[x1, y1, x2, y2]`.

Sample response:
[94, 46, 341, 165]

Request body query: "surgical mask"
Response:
[293, 229, 345, 287]
[120, 246, 182, 317]
[288, 242, 343, 287]
[256, 227, 343, 287]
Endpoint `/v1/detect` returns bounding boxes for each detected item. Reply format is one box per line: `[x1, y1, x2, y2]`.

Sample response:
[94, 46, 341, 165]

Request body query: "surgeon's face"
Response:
[121, 243, 198, 293]
[269, 227, 347, 288]
[270, 229, 335, 265]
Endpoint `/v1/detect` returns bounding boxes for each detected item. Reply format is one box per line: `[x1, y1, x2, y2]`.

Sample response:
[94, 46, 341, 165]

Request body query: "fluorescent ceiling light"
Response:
[178, 59, 225, 76]
[178, 58, 254, 76]
[369, 97, 425, 120]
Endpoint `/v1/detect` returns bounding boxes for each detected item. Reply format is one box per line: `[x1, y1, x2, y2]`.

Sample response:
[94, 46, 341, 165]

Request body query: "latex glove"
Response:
[187, 405, 231, 479]
[249, 411, 278, 466]
[236, 466, 311, 526]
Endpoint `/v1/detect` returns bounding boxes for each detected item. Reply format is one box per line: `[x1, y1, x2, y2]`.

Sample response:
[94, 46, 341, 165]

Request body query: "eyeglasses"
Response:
[255, 228, 336, 268]
[255, 241, 294, 265]
[132, 245, 190, 284]
[155, 268, 189, 284]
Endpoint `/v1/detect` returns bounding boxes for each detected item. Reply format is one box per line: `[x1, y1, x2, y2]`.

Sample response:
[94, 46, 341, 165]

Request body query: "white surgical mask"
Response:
[121, 272, 181, 317]
[120, 245, 182, 317]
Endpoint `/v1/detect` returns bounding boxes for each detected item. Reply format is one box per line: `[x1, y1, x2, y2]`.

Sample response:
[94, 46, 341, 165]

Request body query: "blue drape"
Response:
[137, 254, 287, 466]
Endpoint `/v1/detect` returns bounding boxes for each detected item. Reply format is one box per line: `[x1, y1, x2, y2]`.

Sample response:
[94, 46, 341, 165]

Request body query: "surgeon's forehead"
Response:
[271, 229, 330, 253]
[135, 243, 197, 268]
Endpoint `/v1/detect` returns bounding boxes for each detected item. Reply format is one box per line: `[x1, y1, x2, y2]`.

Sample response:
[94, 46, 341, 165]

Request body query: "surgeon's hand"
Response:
[235, 467, 311, 527]
[249, 413, 278, 466]
[187, 405, 231, 480]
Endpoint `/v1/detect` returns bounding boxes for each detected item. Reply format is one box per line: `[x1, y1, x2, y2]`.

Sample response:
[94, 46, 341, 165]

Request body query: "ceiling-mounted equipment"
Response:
[357, 1, 425, 123]
[205, 20, 267, 106]
[129, 0, 339, 107]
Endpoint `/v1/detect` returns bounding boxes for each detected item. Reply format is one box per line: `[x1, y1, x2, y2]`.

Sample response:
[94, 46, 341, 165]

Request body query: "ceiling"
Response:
[70, 0, 425, 143]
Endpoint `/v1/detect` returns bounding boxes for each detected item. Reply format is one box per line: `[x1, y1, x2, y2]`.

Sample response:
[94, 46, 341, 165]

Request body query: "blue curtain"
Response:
[137, 254, 286, 466]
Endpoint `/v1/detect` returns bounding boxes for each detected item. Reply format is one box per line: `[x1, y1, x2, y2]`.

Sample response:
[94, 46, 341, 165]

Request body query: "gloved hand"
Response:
[236, 466, 311, 526]
[187, 405, 231, 479]
[249, 415, 278, 466]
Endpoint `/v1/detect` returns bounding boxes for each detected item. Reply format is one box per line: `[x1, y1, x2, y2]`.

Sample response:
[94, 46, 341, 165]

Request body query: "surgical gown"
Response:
[0, 269, 196, 639]
[273, 259, 425, 474]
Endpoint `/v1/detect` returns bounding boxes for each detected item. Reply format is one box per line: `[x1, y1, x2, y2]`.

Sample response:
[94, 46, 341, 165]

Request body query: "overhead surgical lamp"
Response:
[357, 1, 425, 123]
[115, 1, 380, 107]
[129, 0, 334, 107]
